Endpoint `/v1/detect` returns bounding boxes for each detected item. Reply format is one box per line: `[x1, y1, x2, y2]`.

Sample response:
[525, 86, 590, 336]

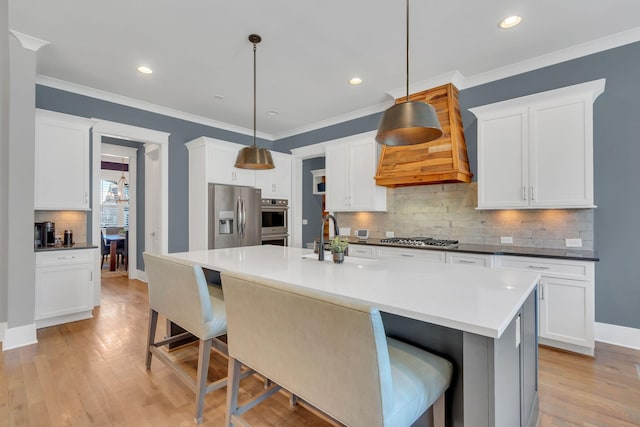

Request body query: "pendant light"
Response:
[235, 34, 275, 170]
[106, 158, 129, 203]
[375, 0, 443, 146]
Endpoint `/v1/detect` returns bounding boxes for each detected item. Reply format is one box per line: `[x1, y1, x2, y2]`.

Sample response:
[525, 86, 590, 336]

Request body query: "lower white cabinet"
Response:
[376, 246, 446, 263]
[446, 252, 493, 267]
[347, 244, 378, 259]
[495, 256, 595, 355]
[35, 249, 95, 329]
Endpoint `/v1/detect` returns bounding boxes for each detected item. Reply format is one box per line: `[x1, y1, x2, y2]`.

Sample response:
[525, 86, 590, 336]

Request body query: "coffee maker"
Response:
[34, 221, 56, 247]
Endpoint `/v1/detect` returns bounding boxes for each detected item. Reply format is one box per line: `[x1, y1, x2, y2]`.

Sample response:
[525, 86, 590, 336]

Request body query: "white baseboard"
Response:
[2, 323, 38, 351]
[135, 269, 147, 283]
[0, 322, 7, 342]
[595, 322, 640, 350]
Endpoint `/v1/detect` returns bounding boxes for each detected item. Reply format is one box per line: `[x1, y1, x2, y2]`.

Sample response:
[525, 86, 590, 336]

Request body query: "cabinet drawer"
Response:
[495, 256, 593, 281]
[377, 246, 446, 263]
[446, 253, 493, 267]
[36, 249, 93, 267]
[347, 245, 377, 259]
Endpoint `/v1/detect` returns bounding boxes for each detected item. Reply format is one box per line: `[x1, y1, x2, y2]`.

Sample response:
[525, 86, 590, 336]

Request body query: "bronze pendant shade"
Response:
[375, 0, 442, 146]
[235, 34, 275, 170]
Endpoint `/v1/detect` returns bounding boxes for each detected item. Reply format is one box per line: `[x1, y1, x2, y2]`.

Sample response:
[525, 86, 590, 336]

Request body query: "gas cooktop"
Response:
[379, 237, 459, 248]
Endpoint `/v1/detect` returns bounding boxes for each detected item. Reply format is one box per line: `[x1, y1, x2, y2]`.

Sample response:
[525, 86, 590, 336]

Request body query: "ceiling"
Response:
[9, 0, 640, 140]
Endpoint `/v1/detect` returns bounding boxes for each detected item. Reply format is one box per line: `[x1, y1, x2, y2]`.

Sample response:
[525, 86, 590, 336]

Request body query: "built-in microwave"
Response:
[261, 198, 288, 237]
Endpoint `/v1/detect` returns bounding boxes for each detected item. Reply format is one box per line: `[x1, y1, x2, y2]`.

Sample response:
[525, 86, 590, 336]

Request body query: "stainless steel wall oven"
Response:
[261, 198, 288, 245]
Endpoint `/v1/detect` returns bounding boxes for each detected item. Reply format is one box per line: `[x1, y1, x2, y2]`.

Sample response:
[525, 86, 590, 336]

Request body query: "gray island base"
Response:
[167, 245, 540, 427]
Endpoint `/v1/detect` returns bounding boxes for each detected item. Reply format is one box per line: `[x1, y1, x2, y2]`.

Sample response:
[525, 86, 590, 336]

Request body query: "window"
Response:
[100, 179, 129, 228]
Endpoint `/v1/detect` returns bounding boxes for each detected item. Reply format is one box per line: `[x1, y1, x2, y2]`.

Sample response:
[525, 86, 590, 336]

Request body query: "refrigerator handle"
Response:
[241, 197, 246, 238]
[236, 197, 241, 236]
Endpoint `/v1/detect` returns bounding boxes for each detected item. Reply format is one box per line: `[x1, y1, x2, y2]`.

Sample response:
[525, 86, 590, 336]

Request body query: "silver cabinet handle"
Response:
[57, 256, 76, 260]
[530, 186, 534, 201]
[522, 186, 526, 200]
[400, 253, 414, 257]
[84, 192, 89, 204]
[540, 284, 545, 300]
[457, 260, 476, 264]
[528, 265, 550, 270]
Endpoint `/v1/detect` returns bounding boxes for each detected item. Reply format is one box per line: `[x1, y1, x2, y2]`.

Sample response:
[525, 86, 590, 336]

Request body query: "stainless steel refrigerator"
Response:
[208, 183, 261, 249]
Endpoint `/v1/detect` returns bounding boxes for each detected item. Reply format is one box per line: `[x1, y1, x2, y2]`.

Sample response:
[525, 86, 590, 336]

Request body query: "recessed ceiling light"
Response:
[349, 77, 363, 85]
[137, 65, 153, 74]
[214, 94, 224, 100]
[267, 110, 279, 116]
[499, 15, 522, 29]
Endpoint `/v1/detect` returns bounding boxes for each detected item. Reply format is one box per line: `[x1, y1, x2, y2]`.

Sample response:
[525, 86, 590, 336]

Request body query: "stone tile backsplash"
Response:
[336, 182, 594, 250]
[35, 210, 88, 244]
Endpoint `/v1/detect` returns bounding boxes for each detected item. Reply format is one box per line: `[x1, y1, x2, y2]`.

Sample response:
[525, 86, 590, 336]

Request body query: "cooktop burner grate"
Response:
[380, 237, 459, 247]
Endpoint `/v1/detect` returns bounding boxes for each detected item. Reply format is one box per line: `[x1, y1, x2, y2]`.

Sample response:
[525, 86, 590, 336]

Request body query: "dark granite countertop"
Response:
[34, 243, 98, 252]
[345, 237, 599, 261]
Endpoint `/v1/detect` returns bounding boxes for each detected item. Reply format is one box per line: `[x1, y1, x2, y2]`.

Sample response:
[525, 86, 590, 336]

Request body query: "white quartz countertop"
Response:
[167, 245, 540, 339]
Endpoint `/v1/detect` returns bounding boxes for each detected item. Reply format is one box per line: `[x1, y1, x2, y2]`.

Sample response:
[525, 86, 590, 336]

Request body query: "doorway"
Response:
[91, 120, 169, 306]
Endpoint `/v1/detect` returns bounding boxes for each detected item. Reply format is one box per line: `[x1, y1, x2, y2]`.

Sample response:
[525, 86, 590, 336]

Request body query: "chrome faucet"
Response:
[319, 214, 340, 261]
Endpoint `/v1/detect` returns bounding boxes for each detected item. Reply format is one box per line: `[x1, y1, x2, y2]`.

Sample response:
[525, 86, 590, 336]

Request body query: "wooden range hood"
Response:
[375, 83, 473, 187]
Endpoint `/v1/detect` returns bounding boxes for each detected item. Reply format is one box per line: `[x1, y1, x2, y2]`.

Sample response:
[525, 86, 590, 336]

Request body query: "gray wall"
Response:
[302, 157, 326, 247]
[278, 41, 640, 330]
[36, 86, 276, 259]
[0, 0, 9, 323]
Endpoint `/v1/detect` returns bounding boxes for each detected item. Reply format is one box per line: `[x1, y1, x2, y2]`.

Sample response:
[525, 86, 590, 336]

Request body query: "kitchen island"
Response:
[167, 245, 541, 427]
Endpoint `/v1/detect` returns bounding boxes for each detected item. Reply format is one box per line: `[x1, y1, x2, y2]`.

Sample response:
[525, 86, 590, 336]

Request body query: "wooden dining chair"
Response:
[143, 252, 230, 424]
[221, 271, 453, 427]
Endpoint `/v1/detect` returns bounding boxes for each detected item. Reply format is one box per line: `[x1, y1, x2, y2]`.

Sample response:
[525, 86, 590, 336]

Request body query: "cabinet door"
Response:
[539, 277, 593, 347]
[35, 114, 90, 210]
[348, 139, 379, 211]
[207, 143, 256, 187]
[35, 265, 93, 320]
[529, 97, 593, 207]
[476, 108, 528, 208]
[325, 143, 349, 211]
[257, 152, 291, 199]
[377, 246, 446, 263]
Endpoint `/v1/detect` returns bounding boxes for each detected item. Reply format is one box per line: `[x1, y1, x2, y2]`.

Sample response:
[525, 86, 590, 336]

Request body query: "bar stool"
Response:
[221, 271, 453, 427]
[143, 252, 229, 424]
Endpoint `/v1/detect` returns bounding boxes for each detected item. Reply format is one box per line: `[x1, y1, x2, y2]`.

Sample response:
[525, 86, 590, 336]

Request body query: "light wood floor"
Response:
[1, 274, 639, 426]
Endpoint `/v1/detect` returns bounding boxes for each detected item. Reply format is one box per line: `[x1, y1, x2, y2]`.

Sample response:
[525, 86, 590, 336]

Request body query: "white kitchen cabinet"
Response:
[377, 246, 446, 263]
[256, 151, 292, 200]
[325, 134, 386, 212]
[347, 244, 377, 259]
[35, 110, 92, 210]
[470, 79, 605, 209]
[198, 138, 257, 187]
[446, 252, 493, 267]
[494, 255, 595, 355]
[35, 249, 95, 328]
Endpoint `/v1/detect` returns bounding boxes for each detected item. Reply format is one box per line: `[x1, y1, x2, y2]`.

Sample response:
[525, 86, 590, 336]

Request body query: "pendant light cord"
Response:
[253, 41, 257, 147]
[405, 0, 410, 102]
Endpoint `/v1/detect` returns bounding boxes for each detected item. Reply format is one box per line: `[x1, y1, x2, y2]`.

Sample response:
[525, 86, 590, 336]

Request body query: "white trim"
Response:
[0, 322, 6, 342]
[136, 269, 148, 283]
[35, 27, 640, 141]
[38, 75, 272, 140]
[9, 30, 50, 51]
[595, 322, 640, 350]
[93, 120, 170, 145]
[386, 70, 467, 99]
[273, 101, 390, 140]
[2, 323, 37, 351]
[461, 26, 640, 90]
[290, 141, 331, 249]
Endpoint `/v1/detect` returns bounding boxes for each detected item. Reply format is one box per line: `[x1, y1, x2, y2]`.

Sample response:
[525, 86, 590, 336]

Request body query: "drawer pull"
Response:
[458, 260, 476, 264]
[57, 256, 76, 260]
[527, 265, 550, 270]
[401, 254, 414, 257]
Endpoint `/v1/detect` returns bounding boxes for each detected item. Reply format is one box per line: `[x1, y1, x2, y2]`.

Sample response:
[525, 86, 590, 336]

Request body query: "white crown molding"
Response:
[595, 322, 640, 350]
[272, 101, 390, 140]
[35, 27, 640, 142]
[2, 323, 37, 351]
[36, 75, 274, 141]
[461, 26, 640, 89]
[9, 30, 50, 51]
[386, 70, 467, 98]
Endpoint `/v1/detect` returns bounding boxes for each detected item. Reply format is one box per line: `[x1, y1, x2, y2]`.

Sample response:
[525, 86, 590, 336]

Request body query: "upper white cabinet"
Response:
[190, 138, 257, 187]
[35, 110, 92, 210]
[470, 79, 605, 209]
[325, 132, 386, 212]
[256, 151, 292, 200]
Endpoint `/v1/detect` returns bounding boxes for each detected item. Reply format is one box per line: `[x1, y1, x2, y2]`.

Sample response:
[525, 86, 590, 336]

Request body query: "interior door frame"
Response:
[92, 119, 170, 305]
